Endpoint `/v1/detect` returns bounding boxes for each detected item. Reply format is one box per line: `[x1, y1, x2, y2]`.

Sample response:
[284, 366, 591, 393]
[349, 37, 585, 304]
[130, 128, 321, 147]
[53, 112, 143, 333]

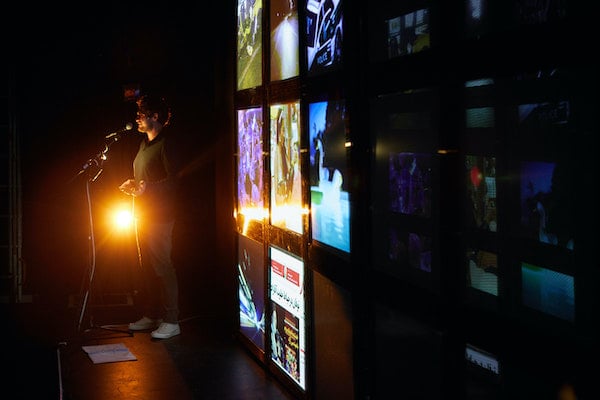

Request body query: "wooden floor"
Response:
[3, 291, 297, 400]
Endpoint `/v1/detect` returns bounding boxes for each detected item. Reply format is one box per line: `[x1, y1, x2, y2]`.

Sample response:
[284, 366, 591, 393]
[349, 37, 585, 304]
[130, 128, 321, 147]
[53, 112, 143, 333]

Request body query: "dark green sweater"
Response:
[133, 130, 179, 223]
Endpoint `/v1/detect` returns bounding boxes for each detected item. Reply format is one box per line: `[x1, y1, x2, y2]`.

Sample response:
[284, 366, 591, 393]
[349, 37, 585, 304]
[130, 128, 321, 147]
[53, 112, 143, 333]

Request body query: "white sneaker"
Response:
[151, 322, 181, 339]
[129, 316, 162, 331]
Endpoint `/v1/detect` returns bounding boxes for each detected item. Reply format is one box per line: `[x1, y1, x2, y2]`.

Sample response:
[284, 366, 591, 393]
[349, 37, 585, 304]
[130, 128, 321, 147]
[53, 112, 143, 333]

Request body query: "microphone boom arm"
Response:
[75, 128, 124, 182]
[104, 122, 134, 139]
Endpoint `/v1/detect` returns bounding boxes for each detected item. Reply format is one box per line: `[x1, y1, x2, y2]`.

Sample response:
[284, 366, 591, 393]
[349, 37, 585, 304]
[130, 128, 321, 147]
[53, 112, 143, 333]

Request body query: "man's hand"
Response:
[119, 179, 146, 197]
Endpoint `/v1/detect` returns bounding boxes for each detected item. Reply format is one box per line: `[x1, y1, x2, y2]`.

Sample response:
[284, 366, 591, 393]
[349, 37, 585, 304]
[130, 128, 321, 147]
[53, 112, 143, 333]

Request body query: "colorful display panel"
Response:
[389, 227, 432, 273]
[237, 0, 263, 90]
[386, 8, 430, 59]
[521, 262, 575, 322]
[237, 107, 265, 233]
[270, 101, 303, 234]
[270, 0, 299, 81]
[466, 248, 498, 296]
[238, 234, 266, 351]
[269, 246, 306, 389]
[306, 0, 344, 74]
[520, 160, 574, 250]
[389, 152, 432, 218]
[308, 99, 350, 253]
[465, 155, 497, 232]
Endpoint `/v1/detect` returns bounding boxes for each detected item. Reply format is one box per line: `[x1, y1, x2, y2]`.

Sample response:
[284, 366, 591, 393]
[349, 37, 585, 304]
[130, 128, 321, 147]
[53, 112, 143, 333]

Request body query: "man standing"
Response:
[119, 93, 181, 339]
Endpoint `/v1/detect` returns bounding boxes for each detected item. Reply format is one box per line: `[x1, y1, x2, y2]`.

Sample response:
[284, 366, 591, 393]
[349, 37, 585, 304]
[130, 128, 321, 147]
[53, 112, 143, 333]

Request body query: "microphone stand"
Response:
[73, 134, 120, 183]
[74, 135, 132, 338]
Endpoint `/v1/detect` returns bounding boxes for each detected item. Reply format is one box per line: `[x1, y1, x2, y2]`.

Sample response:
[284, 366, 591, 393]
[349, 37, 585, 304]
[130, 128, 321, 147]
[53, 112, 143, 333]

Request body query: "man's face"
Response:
[136, 112, 154, 133]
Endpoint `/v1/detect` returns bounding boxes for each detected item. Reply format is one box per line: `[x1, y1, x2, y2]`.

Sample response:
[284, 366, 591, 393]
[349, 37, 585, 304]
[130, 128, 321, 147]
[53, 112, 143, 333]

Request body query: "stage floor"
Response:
[3, 292, 296, 400]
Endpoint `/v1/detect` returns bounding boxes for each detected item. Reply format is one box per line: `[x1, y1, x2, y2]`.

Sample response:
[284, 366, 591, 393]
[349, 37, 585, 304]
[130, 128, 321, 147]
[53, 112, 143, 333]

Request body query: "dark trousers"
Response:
[135, 219, 179, 324]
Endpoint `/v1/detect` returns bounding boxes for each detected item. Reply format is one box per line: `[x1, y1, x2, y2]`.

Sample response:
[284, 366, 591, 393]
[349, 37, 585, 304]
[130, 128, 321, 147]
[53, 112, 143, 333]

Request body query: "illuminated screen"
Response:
[465, 0, 492, 37]
[465, 77, 495, 89]
[518, 100, 570, 127]
[270, 0, 299, 81]
[386, 8, 430, 59]
[270, 101, 303, 233]
[464, 77, 496, 129]
[465, 343, 501, 399]
[309, 99, 350, 253]
[466, 248, 498, 296]
[521, 262, 574, 322]
[389, 152, 432, 218]
[466, 107, 495, 128]
[520, 160, 574, 250]
[237, 0, 263, 90]
[390, 227, 432, 273]
[237, 108, 265, 230]
[306, 0, 344, 74]
[269, 246, 306, 390]
[465, 155, 497, 232]
[238, 234, 265, 351]
[465, 343, 500, 375]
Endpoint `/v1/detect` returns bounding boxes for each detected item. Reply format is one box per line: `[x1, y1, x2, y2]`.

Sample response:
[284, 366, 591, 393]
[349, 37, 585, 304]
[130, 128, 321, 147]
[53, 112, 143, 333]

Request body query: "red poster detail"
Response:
[286, 268, 300, 286]
[271, 260, 285, 277]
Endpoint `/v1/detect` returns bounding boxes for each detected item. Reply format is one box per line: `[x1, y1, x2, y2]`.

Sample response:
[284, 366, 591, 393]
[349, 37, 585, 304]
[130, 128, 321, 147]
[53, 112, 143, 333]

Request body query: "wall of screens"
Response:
[232, 0, 598, 398]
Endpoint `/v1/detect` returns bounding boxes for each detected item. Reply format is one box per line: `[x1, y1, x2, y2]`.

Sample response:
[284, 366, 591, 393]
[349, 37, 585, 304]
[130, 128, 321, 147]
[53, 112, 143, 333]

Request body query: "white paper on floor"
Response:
[81, 343, 137, 364]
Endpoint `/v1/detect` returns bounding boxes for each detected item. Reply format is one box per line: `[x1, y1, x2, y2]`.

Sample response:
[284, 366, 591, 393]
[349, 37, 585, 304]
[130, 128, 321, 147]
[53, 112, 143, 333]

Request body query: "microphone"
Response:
[105, 122, 134, 139]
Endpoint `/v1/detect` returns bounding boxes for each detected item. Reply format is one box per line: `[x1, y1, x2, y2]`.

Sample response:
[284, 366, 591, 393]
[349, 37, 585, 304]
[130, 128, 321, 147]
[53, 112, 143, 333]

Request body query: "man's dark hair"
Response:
[137, 94, 172, 127]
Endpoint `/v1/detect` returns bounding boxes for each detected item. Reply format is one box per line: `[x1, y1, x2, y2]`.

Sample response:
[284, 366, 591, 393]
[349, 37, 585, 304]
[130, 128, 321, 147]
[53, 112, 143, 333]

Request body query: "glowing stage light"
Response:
[110, 203, 135, 231]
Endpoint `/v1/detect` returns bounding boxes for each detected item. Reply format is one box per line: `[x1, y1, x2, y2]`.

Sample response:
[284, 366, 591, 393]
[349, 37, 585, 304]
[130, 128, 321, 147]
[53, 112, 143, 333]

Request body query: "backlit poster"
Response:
[270, 101, 303, 233]
[238, 234, 266, 351]
[306, 0, 344, 74]
[270, 0, 299, 81]
[521, 262, 575, 322]
[237, 107, 265, 233]
[386, 8, 430, 59]
[309, 99, 350, 253]
[269, 246, 306, 390]
[237, 0, 263, 90]
[465, 155, 497, 232]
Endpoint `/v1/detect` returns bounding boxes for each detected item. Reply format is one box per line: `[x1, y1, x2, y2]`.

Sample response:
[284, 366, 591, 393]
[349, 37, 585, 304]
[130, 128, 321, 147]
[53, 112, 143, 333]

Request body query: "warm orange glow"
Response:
[239, 207, 268, 235]
[111, 205, 134, 231]
[270, 204, 308, 234]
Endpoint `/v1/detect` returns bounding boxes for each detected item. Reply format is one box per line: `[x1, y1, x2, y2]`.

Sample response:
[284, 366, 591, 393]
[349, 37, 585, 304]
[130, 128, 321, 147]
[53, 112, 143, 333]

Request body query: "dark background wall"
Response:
[11, 3, 235, 320]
